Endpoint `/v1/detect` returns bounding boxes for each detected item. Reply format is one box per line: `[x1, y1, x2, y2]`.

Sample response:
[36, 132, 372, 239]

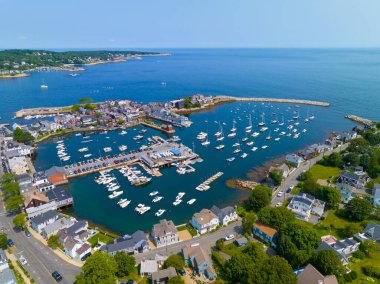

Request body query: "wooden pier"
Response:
[195, 172, 224, 191]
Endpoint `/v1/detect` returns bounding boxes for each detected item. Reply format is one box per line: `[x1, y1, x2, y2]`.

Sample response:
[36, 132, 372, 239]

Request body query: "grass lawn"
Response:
[309, 164, 341, 181]
[290, 186, 301, 195]
[87, 232, 116, 247]
[313, 210, 352, 238]
[221, 243, 244, 257]
[177, 223, 198, 237]
[348, 249, 380, 284]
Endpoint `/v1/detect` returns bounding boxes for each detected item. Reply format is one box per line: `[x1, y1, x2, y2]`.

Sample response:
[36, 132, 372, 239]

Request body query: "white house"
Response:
[285, 153, 304, 167]
[210, 205, 238, 226]
[30, 210, 60, 233]
[373, 184, 380, 207]
[151, 219, 179, 248]
[287, 193, 325, 222]
[190, 209, 219, 234]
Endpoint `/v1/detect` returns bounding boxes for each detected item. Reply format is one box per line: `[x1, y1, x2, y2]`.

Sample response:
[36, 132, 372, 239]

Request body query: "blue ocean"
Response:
[1, 49, 379, 233]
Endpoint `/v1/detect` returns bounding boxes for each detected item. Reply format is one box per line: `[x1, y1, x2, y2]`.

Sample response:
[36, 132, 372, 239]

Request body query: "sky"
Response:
[1, 0, 380, 48]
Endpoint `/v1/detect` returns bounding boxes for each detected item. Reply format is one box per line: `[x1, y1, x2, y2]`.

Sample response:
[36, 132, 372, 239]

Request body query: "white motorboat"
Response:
[232, 142, 240, 147]
[274, 137, 280, 141]
[251, 132, 260, 138]
[260, 127, 268, 132]
[294, 133, 300, 139]
[261, 145, 269, 149]
[216, 136, 225, 141]
[155, 209, 166, 217]
[119, 130, 127, 135]
[226, 157, 235, 162]
[173, 199, 182, 206]
[279, 131, 286, 136]
[78, 147, 89, 152]
[104, 147, 112, 152]
[117, 198, 128, 205]
[108, 185, 120, 192]
[152, 196, 163, 203]
[302, 129, 307, 133]
[251, 147, 258, 152]
[109, 191, 123, 199]
[201, 139, 210, 146]
[258, 113, 266, 127]
[187, 199, 196, 205]
[241, 153, 248, 158]
[119, 145, 128, 151]
[215, 145, 225, 150]
[119, 200, 131, 208]
[233, 148, 241, 154]
[176, 192, 186, 199]
[242, 137, 249, 142]
[227, 132, 236, 138]
[196, 132, 207, 140]
[84, 154, 92, 158]
[247, 141, 254, 146]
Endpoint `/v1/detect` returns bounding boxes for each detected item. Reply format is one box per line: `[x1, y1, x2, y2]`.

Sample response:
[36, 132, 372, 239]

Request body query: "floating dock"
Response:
[195, 172, 224, 191]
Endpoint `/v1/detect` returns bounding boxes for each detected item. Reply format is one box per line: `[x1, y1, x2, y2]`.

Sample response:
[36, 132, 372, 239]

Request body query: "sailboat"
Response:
[270, 114, 278, 124]
[279, 116, 285, 126]
[230, 120, 237, 132]
[214, 123, 222, 137]
[258, 113, 266, 127]
[40, 80, 48, 89]
[266, 131, 271, 140]
[245, 114, 252, 131]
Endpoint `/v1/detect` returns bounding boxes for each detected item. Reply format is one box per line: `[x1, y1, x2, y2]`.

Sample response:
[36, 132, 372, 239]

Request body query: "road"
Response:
[0, 205, 80, 284]
[134, 219, 243, 263]
[271, 143, 349, 206]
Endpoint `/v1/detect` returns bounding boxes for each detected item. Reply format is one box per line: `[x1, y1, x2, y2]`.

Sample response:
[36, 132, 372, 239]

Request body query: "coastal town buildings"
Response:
[101, 230, 148, 255]
[151, 220, 179, 248]
[182, 244, 215, 280]
[0, 249, 17, 284]
[287, 193, 325, 222]
[296, 264, 338, 284]
[210, 205, 238, 226]
[252, 222, 278, 247]
[190, 209, 219, 234]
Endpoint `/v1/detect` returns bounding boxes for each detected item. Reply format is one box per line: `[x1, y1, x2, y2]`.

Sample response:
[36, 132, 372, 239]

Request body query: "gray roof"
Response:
[364, 222, 380, 241]
[42, 218, 74, 236]
[17, 173, 32, 184]
[102, 230, 147, 253]
[235, 237, 248, 246]
[45, 186, 72, 202]
[210, 205, 235, 219]
[151, 267, 177, 282]
[292, 193, 315, 207]
[316, 241, 348, 263]
[66, 221, 87, 236]
[30, 210, 59, 226]
[153, 219, 177, 237]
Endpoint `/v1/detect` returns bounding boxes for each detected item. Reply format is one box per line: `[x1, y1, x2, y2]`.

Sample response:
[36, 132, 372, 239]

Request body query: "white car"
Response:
[224, 234, 235, 241]
[276, 191, 283, 197]
[19, 255, 27, 265]
[276, 202, 283, 207]
[93, 243, 103, 251]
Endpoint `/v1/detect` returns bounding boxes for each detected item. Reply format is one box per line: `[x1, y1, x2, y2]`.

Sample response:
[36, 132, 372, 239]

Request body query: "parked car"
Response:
[224, 234, 235, 241]
[276, 202, 283, 207]
[25, 230, 31, 237]
[7, 239, 14, 247]
[52, 271, 63, 282]
[19, 255, 27, 265]
[81, 252, 92, 261]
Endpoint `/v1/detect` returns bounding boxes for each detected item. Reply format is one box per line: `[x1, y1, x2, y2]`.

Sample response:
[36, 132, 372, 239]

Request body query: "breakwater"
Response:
[345, 115, 375, 127]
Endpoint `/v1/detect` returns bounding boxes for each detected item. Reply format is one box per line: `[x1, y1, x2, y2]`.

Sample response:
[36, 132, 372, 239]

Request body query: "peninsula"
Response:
[0, 49, 168, 78]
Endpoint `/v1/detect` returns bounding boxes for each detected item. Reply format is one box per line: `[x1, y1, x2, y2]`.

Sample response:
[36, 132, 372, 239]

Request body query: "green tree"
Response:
[47, 235, 60, 249]
[0, 233, 7, 249]
[163, 254, 184, 271]
[224, 253, 255, 283]
[269, 169, 283, 186]
[258, 206, 295, 230]
[359, 240, 379, 257]
[79, 97, 94, 104]
[343, 152, 360, 166]
[71, 104, 80, 113]
[114, 251, 136, 277]
[242, 212, 257, 234]
[0, 173, 17, 185]
[184, 97, 192, 109]
[3, 182, 20, 197]
[343, 223, 364, 238]
[242, 243, 268, 263]
[4, 194, 24, 212]
[312, 250, 345, 277]
[316, 186, 341, 209]
[75, 251, 117, 284]
[168, 276, 185, 284]
[248, 186, 272, 212]
[344, 198, 373, 221]
[13, 127, 34, 144]
[13, 213, 26, 229]
[252, 256, 297, 284]
[216, 239, 224, 251]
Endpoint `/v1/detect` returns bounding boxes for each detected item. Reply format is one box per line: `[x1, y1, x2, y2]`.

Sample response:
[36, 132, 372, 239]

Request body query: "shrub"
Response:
[352, 250, 365, 260]
[362, 265, 380, 279]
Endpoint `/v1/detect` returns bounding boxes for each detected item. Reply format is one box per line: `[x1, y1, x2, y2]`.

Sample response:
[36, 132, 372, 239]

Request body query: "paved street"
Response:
[0, 204, 80, 284]
[271, 143, 349, 206]
[134, 219, 243, 263]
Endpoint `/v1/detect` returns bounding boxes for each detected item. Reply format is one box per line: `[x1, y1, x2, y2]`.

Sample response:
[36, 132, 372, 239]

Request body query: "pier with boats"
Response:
[196, 171, 224, 191]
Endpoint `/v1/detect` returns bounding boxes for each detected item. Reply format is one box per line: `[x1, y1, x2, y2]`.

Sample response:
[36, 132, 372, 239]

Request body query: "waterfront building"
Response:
[151, 219, 179, 248]
[285, 153, 304, 167]
[252, 222, 278, 247]
[182, 244, 215, 280]
[101, 230, 148, 255]
[287, 193, 325, 222]
[0, 249, 17, 284]
[190, 209, 219, 234]
[151, 267, 177, 284]
[24, 191, 49, 209]
[17, 173, 33, 193]
[45, 166, 68, 185]
[45, 186, 73, 208]
[30, 210, 60, 233]
[210, 205, 238, 226]
[8, 156, 28, 175]
[32, 172, 55, 192]
[296, 264, 338, 284]
[25, 202, 58, 218]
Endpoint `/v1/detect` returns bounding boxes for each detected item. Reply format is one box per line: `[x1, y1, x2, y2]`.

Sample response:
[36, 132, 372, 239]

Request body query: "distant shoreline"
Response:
[0, 73, 30, 79]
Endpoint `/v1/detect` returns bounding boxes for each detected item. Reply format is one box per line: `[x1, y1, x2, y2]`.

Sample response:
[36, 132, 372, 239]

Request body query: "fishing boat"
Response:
[246, 141, 254, 146]
[226, 157, 235, 162]
[155, 209, 166, 217]
[215, 144, 225, 150]
[230, 120, 237, 132]
[104, 147, 112, 152]
[152, 196, 163, 203]
[109, 191, 123, 199]
[260, 127, 268, 132]
[241, 153, 248, 158]
[187, 199, 196, 205]
[227, 132, 236, 138]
